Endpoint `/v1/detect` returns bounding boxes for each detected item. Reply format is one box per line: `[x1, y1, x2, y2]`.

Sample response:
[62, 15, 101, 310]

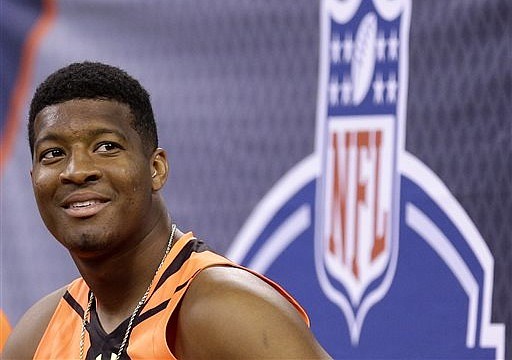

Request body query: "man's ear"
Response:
[150, 148, 169, 191]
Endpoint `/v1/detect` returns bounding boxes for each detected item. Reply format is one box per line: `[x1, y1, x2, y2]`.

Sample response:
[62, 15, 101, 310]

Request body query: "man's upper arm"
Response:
[2, 287, 65, 359]
[174, 266, 331, 360]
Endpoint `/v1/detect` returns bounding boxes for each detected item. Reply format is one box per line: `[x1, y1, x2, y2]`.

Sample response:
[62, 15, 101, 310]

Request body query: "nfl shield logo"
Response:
[315, 0, 409, 344]
[229, 0, 505, 356]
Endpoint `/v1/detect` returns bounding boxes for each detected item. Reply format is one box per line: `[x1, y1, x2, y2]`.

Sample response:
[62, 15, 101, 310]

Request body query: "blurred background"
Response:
[1, 0, 510, 358]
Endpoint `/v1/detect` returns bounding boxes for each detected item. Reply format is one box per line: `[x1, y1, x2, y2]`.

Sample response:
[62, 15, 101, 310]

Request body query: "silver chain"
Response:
[79, 224, 177, 360]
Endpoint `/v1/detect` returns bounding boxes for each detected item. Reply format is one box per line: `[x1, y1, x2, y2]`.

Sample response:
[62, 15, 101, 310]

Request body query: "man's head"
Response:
[29, 63, 169, 254]
[28, 61, 158, 157]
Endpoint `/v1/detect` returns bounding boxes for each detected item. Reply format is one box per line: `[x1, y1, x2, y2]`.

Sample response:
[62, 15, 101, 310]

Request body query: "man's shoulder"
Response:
[2, 286, 67, 359]
[188, 265, 283, 300]
[182, 265, 302, 321]
[173, 266, 330, 359]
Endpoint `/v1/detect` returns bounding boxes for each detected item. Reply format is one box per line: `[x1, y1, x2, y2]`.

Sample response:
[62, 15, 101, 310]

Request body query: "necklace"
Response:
[79, 224, 177, 360]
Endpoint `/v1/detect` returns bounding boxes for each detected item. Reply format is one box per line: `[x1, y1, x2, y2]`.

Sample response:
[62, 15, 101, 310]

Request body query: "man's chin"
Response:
[63, 233, 111, 255]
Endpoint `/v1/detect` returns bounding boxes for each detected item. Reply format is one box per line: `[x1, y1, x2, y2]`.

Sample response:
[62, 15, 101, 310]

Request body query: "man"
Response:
[3, 62, 331, 359]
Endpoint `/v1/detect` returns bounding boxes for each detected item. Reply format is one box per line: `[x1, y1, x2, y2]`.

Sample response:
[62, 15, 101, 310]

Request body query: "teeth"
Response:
[70, 200, 98, 208]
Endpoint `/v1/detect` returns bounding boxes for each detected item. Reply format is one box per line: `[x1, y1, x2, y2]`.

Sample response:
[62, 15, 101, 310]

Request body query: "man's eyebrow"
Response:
[34, 133, 64, 149]
[87, 128, 128, 141]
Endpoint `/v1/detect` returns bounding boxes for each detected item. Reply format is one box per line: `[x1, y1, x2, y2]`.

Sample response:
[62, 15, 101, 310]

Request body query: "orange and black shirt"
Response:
[34, 233, 309, 359]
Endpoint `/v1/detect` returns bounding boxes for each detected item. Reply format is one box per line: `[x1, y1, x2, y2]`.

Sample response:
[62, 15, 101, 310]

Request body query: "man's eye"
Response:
[41, 149, 65, 161]
[96, 142, 121, 152]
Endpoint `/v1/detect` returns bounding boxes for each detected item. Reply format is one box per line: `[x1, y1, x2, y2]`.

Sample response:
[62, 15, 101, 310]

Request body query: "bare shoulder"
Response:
[174, 266, 331, 360]
[2, 286, 66, 359]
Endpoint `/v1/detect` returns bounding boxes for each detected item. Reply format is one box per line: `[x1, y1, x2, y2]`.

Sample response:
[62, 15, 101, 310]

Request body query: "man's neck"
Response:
[72, 221, 182, 333]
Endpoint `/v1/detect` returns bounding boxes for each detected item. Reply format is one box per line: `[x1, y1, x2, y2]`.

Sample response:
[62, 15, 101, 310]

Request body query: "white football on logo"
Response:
[351, 13, 378, 105]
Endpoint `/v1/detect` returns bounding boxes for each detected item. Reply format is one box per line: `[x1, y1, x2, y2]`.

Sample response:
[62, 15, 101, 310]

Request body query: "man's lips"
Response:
[61, 192, 110, 218]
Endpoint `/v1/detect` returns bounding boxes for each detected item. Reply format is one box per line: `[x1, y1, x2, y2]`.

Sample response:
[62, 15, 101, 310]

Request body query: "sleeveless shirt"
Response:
[34, 233, 309, 359]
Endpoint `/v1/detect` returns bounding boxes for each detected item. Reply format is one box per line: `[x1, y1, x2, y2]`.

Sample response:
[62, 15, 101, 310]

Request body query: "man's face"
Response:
[31, 99, 158, 255]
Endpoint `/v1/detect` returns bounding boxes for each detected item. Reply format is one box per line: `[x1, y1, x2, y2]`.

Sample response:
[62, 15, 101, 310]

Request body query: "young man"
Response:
[3, 62, 331, 359]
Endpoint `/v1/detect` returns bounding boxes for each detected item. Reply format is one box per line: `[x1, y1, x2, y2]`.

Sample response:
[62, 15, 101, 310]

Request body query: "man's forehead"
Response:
[38, 98, 131, 115]
[36, 98, 132, 124]
[33, 99, 135, 139]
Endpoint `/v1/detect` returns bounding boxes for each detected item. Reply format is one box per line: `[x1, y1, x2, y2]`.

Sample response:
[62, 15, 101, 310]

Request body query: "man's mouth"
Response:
[61, 193, 110, 218]
[64, 200, 110, 218]
[68, 200, 102, 209]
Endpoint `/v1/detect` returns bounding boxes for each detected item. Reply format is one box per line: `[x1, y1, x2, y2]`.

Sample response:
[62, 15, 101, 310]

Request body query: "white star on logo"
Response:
[341, 74, 353, 105]
[386, 72, 398, 103]
[331, 33, 342, 64]
[372, 72, 385, 104]
[329, 76, 341, 106]
[376, 31, 387, 62]
[342, 32, 354, 63]
[387, 29, 399, 61]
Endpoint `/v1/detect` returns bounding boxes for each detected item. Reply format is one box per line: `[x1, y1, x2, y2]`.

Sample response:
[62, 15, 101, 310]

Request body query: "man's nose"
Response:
[59, 149, 102, 184]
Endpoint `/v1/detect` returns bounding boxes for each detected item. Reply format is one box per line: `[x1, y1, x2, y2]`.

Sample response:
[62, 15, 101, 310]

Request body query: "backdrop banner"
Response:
[1, 0, 509, 358]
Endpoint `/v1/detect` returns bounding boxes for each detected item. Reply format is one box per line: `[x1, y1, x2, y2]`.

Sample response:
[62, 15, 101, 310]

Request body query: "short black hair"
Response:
[28, 61, 158, 156]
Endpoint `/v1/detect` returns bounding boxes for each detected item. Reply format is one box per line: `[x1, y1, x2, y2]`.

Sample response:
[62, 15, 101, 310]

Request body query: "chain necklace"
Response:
[79, 224, 177, 360]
